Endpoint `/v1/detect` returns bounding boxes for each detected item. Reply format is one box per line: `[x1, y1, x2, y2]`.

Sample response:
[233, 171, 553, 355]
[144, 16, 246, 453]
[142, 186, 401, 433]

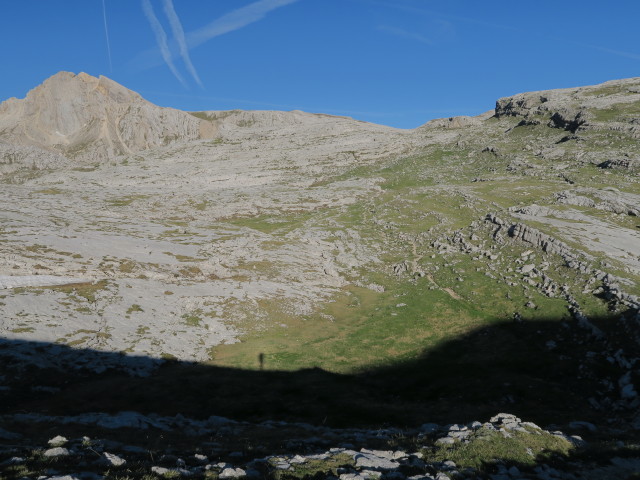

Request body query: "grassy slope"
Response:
[210, 102, 639, 373]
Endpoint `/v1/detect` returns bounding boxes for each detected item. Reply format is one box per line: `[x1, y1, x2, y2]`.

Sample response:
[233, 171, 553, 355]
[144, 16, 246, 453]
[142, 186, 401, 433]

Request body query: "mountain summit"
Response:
[0, 72, 209, 161]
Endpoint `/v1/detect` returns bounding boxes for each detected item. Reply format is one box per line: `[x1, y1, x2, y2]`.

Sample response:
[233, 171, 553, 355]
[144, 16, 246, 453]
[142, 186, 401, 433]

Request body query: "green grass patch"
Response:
[211, 273, 510, 373]
[183, 312, 203, 327]
[224, 211, 316, 235]
[270, 453, 354, 479]
[45, 280, 109, 303]
[189, 111, 214, 120]
[423, 426, 573, 470]
[34, 187, 65, 195]
[589, 100, 640, 122]
[127, 304, 144, 314]
[107, 194, 148, 207]
[10, 327, 35, 333]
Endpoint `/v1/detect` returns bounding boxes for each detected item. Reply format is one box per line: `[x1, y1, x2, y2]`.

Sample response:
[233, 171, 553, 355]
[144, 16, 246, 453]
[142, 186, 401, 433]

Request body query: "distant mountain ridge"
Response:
[0, 72, 398, 164]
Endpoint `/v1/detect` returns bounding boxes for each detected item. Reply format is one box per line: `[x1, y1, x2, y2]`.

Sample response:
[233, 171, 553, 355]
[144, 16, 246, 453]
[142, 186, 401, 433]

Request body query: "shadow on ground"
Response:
[1, 310, 638, 429]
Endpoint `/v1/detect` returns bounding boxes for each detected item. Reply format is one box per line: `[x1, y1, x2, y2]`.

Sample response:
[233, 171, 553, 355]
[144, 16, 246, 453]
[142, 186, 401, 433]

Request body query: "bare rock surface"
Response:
[0, 72, 424, 366]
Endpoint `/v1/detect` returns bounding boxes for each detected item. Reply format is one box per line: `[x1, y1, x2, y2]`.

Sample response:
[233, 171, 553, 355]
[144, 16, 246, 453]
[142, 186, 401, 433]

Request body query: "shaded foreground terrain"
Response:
[1, 310, 639, 428]
[2, 307, 640, 479]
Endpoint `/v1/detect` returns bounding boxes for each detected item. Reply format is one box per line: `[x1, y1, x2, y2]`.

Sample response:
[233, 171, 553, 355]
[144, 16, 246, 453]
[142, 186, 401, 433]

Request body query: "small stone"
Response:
[44, 447, 70, 457]
[391, 451, 407, 460]
[339, 474, 366, 480]
[443, 460, 456, 468]
[354, 452, 399, 470]
[274, 461, 291, 470]
[219, 467, 246, 479]
[490, 413, 521, 424]
[360, 471, 382, 479]
[47, 435, 68, 447]
[101, 452, 126, 467]
[435, 436, 456, 445]
[520, 264, 535, 274]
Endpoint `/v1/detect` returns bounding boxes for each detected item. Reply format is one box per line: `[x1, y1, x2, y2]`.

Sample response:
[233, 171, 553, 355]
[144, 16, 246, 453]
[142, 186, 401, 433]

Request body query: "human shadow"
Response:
[1, 308, 638, 430]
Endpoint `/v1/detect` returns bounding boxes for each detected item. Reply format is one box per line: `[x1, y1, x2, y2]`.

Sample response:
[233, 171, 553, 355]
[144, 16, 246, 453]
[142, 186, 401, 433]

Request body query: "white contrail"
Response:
[102, 0, 113, 72]
[187, 0, 299, 48]
[377, 25, 433, 45]
[131, 0, 299, 72]
[141, 0, 188, 88]
[163, 0, 203, 88]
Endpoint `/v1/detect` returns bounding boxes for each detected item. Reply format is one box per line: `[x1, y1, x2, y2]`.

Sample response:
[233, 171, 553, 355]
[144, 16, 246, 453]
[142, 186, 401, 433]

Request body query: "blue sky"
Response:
[1, 0, 639, 129]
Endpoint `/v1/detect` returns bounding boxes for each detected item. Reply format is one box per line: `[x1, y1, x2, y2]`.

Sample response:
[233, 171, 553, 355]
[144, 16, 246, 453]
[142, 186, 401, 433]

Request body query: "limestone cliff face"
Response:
[0, 72, 208, 162]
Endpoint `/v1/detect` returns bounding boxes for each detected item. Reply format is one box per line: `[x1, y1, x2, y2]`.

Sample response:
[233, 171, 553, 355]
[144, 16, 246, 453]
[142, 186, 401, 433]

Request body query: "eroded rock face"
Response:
[495, 77, 640, 134]
[0, 72, 205, 162]
[417, 114, 490, 130]
[0, 142, 69, 174]
[599, 157, 640, 171]
[548, 108, 591, 133]
[496, 94, 593, 133]
[495, 92, 552, 118]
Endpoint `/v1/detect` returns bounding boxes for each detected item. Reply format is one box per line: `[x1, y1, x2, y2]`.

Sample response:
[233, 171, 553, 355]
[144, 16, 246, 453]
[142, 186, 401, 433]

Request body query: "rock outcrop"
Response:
[0, 142, 69, 174]
[417, 113, 492, 130]
[494, 77, 640, 134]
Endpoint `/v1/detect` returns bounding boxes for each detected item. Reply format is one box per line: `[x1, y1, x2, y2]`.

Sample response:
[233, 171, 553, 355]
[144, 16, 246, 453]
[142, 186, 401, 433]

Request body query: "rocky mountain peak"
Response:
[0, 71, 204, 162]
[38, 71, 143, 104]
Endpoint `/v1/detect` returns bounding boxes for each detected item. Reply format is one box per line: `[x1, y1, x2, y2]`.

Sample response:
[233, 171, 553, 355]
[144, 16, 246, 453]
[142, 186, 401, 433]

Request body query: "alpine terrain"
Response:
[0, 72, 639, 479]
